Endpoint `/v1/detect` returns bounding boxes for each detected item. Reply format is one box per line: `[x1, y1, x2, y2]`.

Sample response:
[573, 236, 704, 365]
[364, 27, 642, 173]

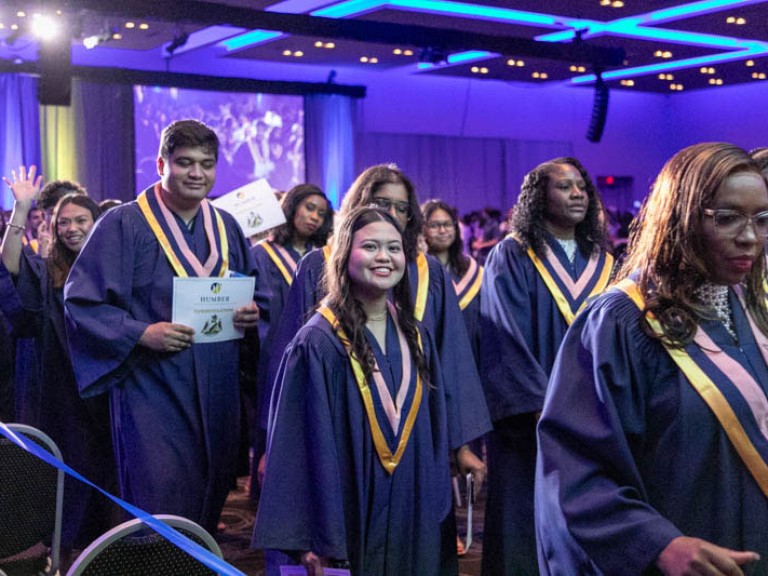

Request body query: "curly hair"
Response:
[38, 180, 87, 213]
[324, 206, 430, 386]
[511, 157, 606, 258]
[421, 199, 470, 277]
[340, 164, 423, 261]
[48, 194, 101, 288]
[616, 142, 768, 346]
[271, 184, 334, 248]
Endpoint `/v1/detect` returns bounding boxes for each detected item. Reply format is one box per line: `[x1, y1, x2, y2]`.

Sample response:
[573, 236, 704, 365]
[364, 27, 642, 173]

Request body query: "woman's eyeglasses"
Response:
[703, 208, 768, 239]
[371, 198, 412, 220]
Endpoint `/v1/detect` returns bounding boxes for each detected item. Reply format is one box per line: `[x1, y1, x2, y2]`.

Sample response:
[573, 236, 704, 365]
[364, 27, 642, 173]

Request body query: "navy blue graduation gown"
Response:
[253, 313, 451, 576]
[1, 254, 116, 548]
[479, 234, 607, 576]
[268, 248, 491, 450]
[64, 201, 256, 533]
[251, 241, 306, 430]
[537, 287, 768, 575]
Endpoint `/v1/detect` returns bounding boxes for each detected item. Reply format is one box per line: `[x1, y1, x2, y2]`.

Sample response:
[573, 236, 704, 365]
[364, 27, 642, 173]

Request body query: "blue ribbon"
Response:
[0, 421, 245, 575]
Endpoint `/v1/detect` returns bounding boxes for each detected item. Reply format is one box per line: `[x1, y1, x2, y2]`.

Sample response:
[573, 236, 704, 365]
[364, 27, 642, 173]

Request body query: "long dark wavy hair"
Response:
[340, 164, 422, 261]
[324, 207, 430, 386]
[421, 199, 471, 277]
[271, 184, 334, 248]
[48, 194, 101, 288]
[616, 142, 768, 346]
[511, 157, 606, 258]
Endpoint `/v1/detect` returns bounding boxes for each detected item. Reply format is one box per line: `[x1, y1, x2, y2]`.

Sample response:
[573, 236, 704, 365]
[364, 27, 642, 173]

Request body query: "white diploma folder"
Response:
[211, 178, 286, 237]
[172, 276, 256, 343]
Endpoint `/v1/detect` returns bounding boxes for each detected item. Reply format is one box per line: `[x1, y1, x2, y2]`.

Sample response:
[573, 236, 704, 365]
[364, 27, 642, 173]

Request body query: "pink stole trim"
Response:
[371, 302, 413, 434]
[545, 247, 600, 300]
[453, 256, 478, 295]
[154, 183, 221, 277]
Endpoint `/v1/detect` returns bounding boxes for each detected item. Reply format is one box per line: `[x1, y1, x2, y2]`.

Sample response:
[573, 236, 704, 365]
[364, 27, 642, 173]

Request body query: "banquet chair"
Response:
[66, 514, 224, 576]
[0, 423, 64, 576]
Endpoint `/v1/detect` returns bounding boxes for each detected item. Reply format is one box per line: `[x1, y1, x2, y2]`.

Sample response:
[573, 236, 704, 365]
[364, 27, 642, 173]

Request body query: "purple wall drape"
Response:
[355, 132, 571, 214]
[75, 81, 136, 203]
[0, 75, 41, 210]
[305, 94, 357, 209]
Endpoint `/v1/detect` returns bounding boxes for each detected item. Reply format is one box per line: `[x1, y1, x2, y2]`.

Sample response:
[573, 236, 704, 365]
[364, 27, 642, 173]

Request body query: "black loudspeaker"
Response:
[586, 76, 609, 143]
[38, 36, 72, 106]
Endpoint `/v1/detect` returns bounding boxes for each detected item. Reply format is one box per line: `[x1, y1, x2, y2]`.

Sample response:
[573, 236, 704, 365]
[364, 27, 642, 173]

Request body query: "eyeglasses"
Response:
[426, 220, 454, 231]
[703, 208, 768, 238]
[371, 198, 412, 220]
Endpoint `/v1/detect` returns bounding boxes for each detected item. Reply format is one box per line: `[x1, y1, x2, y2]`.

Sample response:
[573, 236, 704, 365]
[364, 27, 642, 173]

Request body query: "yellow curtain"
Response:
[39, 78, 84, 183]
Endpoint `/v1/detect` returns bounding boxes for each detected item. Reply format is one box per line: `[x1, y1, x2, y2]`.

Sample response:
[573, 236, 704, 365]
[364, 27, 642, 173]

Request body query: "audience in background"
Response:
[479, 157, 612, 576]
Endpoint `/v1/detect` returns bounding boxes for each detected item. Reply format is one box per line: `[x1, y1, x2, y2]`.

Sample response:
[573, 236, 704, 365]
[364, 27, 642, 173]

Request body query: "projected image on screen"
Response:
[134, 86, 305, 197]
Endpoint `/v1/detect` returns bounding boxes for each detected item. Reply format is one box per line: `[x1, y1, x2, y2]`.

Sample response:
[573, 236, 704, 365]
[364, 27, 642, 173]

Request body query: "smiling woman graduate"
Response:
[253, 206, 453, 576]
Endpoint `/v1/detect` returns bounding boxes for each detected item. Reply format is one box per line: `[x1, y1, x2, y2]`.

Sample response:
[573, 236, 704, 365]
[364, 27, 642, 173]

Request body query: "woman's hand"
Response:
[3, 165, 43, 207]
[233, 301, 260, 330]
[37, 221, 52, 259]
[456, 444, 486, 496]
[300, 551, 326, 576]
[656, 536, 760, 576]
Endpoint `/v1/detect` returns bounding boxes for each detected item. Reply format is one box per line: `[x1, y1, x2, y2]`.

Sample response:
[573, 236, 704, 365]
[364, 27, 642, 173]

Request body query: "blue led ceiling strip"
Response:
[218, 0, 768, 83]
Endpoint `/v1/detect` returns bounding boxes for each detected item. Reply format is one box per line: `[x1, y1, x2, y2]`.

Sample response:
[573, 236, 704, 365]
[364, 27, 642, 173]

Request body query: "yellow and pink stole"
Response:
[137, 183, 228, 278]
[617, 278, 768, 498]
[452, 256, 483, 311]
[258, 240, 298, 286]
[524, 239, 614, 325]
[318, 303, 423, 474]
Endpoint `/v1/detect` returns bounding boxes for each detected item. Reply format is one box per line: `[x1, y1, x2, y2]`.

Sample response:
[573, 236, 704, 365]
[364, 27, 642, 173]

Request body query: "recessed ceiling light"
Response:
[283, 49, 292, 56]
[746, 60, 755, 67]
[139, 23, 149, 30]
[752, 72, 766, 80]
[314, 40, 323, 47]
[658, 73, 674, 80]
[294, 50, 303, 57]
[325, 42, 335, 49]
[404, 49, 413, 56]
[125, 22, 135, 29]
[620, 79, 634, 86]
[16, 11, 26, 18]
[611, 0, 624, 7]
[670, 83, 684, 91]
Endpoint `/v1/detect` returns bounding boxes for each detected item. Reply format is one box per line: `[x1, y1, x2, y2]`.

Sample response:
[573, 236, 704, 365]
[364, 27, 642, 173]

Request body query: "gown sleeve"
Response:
[479, 238, 550, 420]
[64, 209, 164, 397]
[253, 324, 350, 560]
[535, 290, 682, 575]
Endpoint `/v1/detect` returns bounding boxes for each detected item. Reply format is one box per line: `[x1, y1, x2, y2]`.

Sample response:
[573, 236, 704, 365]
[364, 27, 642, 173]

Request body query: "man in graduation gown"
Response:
[65, 119, 259, 533]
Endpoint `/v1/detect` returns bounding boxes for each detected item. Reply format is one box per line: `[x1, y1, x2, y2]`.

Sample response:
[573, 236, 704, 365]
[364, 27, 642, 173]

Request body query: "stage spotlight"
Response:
[586, 72, 609, 143]
[31, 14, 59, 41]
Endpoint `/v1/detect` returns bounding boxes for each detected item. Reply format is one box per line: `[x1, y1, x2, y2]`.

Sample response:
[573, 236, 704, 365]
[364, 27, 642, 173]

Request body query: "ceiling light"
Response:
[283, 49, 292, 56]
[125, 22, 135, 29]
[16, 11, 26, 18]
[294, 50, 304, 56]
[746, 60, 755, 66]
[670, 83, 684, 91]
[611, 1, 624, 7]
[620, 79, 634, 86]
[30, 14, 59, 41]
[752, 72, 766, 79]
[360, 56, 368, 62]
[314, 40, 323, 47]
[139, 23, 149, 30]
[324, 42, 335, 48]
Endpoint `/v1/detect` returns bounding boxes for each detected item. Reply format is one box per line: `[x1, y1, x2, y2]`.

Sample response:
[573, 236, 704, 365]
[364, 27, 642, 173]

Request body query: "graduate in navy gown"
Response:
[537, 143, 768, 576]
[250, 183, 333, 489]
[269, 164, 490, 458]
[1, 170, 116, 550]
[265, 165, 490, 573]
[480, 157, 613, 575]
[64, 120, 260, 534]
[254, 206, 452, 575]
[421, 199, 484, 361]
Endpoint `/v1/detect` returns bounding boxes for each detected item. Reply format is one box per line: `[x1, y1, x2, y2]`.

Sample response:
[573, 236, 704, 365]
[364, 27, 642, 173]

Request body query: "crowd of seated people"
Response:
[3, 128, 768, 576]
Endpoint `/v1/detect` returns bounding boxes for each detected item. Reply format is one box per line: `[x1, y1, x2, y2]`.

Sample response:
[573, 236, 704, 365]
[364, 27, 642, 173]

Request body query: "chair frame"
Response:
[0, 423, 65, 576]
[66, 514, 223, 576]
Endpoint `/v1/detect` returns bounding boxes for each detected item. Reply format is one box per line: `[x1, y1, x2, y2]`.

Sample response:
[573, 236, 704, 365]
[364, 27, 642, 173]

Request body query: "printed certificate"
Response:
[172, 276, 256, 343]
[211, 178, 286, 237]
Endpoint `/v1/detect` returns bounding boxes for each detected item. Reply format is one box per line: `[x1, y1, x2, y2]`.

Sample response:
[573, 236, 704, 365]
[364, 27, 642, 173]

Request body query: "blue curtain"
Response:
[0, 75, 41, 210]
[304, 94, 357, 208]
